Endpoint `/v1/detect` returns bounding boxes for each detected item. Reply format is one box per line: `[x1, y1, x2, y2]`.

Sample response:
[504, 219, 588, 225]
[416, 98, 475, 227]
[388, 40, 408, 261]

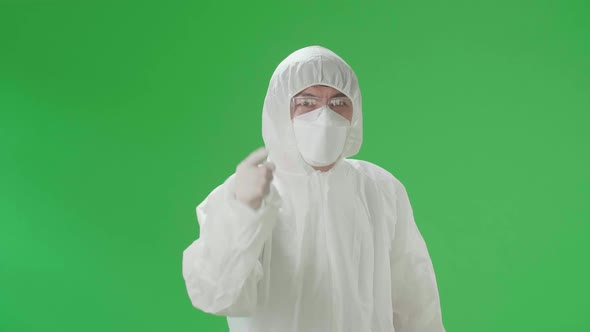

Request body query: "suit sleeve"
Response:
[389, 181, 446, 332]
[182, 174, 280, 316]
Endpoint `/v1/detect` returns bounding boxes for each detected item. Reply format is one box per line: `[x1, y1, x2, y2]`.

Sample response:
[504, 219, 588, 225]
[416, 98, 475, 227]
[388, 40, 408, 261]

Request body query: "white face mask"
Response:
[292, 105, 350, 167]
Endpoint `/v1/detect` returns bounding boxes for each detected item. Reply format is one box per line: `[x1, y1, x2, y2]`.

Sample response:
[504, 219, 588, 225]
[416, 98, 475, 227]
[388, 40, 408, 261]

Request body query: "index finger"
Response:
[240, 147, 268, 167]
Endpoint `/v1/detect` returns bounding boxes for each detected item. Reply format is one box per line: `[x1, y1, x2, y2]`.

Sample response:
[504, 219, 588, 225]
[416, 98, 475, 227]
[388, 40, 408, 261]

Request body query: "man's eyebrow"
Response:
[296, 92, 318, 97]
[295, 92, 348, 98]
[331, 92, 347, 98]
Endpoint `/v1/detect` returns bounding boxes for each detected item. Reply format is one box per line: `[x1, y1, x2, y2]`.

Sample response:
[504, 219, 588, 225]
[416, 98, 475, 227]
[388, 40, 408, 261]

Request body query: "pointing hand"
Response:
[234, 147, 275, 210]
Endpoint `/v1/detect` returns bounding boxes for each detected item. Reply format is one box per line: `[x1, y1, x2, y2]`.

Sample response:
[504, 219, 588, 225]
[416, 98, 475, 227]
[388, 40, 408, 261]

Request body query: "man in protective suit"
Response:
[182, 45, 446, 332]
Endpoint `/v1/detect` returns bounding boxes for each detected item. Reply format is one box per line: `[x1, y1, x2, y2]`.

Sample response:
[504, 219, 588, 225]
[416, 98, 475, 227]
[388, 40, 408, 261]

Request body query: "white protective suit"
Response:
[182, 45, 446, 332]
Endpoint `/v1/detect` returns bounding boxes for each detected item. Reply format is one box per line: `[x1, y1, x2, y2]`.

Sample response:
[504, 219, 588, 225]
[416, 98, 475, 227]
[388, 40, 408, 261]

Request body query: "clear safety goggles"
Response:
[290, 96, 353, 114]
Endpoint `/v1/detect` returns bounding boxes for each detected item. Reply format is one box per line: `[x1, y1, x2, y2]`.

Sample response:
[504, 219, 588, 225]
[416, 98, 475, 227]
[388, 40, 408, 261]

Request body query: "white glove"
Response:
[234, 147, 275, 210]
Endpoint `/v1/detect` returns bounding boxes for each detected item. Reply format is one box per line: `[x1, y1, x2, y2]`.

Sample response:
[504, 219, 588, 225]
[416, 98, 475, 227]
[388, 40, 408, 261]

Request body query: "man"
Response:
[182, 45, 446, 332]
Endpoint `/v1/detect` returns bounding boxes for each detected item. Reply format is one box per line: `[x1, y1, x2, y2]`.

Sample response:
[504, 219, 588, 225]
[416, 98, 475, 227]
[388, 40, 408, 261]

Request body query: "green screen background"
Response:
[1, 0, 588, 331]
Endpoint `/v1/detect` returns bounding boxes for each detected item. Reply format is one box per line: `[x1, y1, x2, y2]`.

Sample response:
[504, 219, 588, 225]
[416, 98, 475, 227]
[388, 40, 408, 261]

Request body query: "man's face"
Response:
[290, 85, 353, 122]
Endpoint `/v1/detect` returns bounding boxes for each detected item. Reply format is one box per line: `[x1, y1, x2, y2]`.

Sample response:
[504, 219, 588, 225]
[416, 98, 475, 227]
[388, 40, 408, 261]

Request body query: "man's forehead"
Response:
[295, 85, 345, 97]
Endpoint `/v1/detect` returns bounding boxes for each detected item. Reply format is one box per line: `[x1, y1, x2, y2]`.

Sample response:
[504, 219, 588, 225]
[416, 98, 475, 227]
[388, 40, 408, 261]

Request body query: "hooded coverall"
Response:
[182, 45, 446, 332]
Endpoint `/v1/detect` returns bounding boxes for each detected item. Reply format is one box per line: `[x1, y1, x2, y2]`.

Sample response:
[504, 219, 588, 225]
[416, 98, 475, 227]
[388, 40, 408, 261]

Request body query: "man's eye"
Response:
[296, 98, 317, 106]
[329, 98, 348, 107]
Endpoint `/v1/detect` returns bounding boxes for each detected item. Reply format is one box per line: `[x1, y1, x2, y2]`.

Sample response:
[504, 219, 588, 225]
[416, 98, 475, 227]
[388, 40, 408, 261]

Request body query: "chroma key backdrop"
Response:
[1, 0, 589, 331]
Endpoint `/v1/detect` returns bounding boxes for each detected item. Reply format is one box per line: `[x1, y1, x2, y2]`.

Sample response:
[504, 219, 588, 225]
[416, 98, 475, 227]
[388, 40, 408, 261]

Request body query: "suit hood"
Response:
[262, 45, 363, 175]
